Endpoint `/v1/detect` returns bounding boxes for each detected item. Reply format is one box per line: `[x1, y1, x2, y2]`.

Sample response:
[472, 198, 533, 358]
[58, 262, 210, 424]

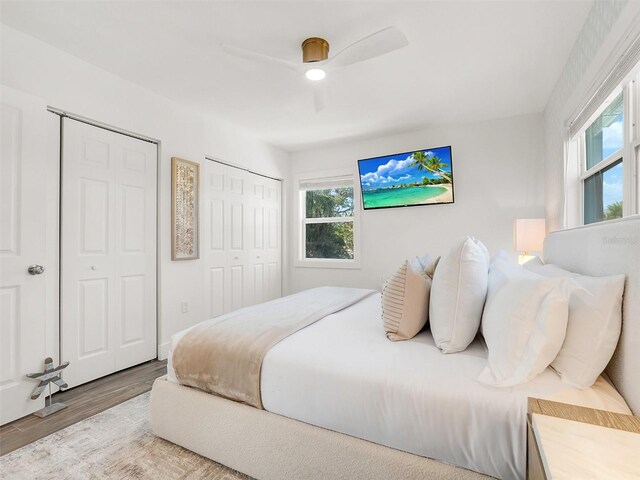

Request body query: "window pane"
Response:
[584, 159, 623, 224]
[305, 222, 354, 259]
[585, 92, 623, 169]
[305, 188, 353, 219]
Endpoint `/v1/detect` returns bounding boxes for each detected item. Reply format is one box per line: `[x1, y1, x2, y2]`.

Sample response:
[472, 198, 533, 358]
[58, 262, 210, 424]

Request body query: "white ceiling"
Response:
[0, 1, 592, 151]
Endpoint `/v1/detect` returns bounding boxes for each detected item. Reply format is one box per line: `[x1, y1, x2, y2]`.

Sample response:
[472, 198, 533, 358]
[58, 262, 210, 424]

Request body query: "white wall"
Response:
[288, 113, 545, 292]
[0, 26, 291, 359]
[543, 0, 640, 231]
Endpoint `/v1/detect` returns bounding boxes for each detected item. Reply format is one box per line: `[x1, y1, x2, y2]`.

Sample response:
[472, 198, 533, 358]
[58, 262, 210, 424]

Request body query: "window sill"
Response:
[294, 258, 361, 270]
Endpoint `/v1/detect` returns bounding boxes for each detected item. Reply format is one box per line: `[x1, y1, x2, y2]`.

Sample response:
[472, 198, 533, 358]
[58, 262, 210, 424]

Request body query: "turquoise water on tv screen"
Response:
[362, 185, 447, 209]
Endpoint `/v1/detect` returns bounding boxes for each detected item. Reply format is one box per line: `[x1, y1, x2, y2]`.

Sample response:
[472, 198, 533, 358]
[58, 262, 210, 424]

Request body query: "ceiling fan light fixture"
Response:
[305, 68, 326, 81]
[222, 27, 408, 111]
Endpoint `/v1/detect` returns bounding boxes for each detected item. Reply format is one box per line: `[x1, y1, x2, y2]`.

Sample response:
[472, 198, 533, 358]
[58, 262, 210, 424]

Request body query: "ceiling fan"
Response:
[220, 26, 409, 112]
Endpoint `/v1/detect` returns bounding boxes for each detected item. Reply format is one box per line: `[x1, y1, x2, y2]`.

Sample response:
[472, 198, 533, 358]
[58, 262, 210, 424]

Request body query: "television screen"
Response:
[357, 145, 454, 210]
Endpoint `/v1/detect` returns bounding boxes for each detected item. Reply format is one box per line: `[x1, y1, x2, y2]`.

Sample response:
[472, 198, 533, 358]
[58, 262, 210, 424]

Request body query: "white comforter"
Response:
[169, 292, 630, 480]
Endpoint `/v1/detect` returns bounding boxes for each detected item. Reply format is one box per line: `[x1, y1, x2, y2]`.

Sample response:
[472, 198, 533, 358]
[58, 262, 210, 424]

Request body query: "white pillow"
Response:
[482, 253, 523, 323]
[429, 237, 490, 353]
[523, 262, 625, 389]
[479, 261, 577, 387]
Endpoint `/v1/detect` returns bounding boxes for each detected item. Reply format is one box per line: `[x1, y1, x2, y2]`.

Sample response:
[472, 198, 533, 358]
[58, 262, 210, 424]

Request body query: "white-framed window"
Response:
[567, 64, 640, 226]
[295, 171, 361, 269]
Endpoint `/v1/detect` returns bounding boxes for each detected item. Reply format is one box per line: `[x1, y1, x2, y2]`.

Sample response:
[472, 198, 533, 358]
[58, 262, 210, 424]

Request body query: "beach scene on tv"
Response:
[358, 146, 454, 209]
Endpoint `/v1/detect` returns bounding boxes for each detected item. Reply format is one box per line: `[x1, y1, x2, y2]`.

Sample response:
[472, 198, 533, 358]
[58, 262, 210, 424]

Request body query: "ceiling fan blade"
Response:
[220, 43, 300, 72]
[328, 26, 408, 68]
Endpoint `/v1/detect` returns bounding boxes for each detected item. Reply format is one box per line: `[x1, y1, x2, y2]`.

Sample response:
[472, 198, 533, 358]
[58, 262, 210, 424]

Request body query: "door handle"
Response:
[28, 265, 45, 275]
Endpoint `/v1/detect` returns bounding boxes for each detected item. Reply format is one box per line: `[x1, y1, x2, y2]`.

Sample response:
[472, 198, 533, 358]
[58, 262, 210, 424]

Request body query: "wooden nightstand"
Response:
[526, 398, 640, 479]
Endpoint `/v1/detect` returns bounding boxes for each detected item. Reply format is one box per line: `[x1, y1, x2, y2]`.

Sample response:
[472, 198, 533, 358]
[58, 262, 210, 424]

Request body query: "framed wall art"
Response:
[172, 157, 200, 260]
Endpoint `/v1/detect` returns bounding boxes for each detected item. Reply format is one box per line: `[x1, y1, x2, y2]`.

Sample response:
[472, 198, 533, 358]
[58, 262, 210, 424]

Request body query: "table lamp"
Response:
[515, 218, 545, 265]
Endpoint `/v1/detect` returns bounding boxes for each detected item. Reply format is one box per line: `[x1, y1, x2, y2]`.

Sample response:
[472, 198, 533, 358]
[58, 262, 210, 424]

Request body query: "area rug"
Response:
[0, 392, 252, 479]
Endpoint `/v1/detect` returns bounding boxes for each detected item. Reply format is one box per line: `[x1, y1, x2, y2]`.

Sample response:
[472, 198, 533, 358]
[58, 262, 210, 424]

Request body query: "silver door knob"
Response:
[91, 265, 98, 271]
[28, 265, 45, 275]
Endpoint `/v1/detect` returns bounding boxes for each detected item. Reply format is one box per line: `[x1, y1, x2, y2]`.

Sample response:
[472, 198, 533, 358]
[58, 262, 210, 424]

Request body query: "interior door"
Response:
[0, 86, 58, 424]
[61, 118, 157, 388]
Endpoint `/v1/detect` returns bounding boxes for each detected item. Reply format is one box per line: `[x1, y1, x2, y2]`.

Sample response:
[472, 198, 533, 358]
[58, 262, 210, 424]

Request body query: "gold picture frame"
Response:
[172, 157, 200, 260]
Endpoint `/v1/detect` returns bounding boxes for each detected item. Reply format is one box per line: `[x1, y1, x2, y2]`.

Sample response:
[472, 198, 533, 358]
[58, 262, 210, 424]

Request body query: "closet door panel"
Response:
[204, 160, 281, 316]
[249, 176, 267, 306]
[61, 119, 157, 388]
[61, 121, 118, 386]
[204, 165, 227, 317]
[227, 169, 250, 308]
[264, 178, 282, 300]
[115, 138, 157, 370]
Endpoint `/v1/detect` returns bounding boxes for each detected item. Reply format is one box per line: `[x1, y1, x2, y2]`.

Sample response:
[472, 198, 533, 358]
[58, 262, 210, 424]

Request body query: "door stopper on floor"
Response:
[26, 357, 70, 417]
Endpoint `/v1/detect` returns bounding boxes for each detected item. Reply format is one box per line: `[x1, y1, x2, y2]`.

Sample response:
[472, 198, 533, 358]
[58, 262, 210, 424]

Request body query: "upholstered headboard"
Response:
[543, 214, 640, 415]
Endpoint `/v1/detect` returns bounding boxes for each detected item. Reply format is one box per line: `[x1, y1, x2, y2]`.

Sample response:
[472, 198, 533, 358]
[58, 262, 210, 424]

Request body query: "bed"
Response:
[150, 215, 640, 480]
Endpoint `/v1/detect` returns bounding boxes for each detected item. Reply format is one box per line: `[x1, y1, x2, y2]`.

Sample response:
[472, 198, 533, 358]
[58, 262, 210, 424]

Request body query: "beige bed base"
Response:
[150, 377, 491, 480]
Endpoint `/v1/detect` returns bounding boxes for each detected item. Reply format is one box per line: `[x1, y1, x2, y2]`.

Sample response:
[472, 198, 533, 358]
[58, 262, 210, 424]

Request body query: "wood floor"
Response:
[0, 359, 167, 456]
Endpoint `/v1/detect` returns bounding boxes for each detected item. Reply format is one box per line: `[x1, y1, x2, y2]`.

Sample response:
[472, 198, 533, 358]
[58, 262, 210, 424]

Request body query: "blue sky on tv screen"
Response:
[359, 146, 452, 191]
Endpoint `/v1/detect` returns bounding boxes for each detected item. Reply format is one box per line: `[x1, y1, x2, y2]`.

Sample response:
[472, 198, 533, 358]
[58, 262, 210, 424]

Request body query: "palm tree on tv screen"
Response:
[410, 151, 452, 183]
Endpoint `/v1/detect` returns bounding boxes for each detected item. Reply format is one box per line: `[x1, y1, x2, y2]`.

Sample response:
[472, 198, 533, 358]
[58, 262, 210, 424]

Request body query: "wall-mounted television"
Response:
[357, 145, 454, 210]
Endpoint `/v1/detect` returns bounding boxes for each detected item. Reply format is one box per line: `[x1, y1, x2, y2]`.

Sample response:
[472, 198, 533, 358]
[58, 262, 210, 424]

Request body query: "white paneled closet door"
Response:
[0, 86, 58, 425]
[61, 118, 157, 388]
[204, 160, 281, 318]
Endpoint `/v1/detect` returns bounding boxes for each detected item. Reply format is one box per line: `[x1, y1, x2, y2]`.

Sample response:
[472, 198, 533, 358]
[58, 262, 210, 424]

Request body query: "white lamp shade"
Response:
[515, 218, 546, 253]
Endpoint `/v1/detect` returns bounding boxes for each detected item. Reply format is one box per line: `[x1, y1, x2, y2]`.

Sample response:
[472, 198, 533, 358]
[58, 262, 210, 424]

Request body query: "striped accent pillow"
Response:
[382, 257, 439, 341]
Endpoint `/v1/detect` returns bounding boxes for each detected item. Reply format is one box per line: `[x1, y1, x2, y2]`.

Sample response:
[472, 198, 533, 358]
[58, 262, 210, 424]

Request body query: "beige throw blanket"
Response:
[172, 287, 375, 409]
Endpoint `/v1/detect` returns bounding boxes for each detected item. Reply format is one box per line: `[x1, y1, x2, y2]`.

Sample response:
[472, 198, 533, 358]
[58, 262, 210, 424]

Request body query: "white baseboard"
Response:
[158, 342, 171, 361]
